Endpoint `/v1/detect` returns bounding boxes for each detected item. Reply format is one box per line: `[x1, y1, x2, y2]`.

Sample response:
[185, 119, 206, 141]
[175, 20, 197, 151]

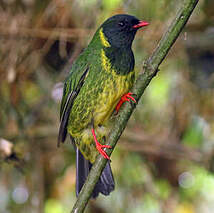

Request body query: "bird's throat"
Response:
[103, 46, 135, 75]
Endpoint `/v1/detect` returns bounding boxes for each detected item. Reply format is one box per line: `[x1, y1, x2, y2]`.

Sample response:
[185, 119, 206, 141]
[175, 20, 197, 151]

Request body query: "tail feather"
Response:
[76, 148, 90, 197]
[76, 148, 114, 198]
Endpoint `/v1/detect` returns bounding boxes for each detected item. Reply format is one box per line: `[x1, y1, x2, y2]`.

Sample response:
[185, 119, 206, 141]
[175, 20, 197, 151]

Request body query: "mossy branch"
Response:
[71, 0, 199, 212]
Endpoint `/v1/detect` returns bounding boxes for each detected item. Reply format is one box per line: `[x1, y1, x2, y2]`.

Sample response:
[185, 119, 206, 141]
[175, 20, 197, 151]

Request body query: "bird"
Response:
[58, 14, 149, 198]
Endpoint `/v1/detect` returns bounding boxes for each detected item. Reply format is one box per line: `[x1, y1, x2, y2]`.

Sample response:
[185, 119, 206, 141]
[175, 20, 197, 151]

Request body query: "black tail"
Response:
[76, 148, 115, 198]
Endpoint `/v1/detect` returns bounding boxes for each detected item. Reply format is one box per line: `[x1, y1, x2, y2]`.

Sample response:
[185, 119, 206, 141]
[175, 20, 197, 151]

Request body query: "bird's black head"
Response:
[100, 14, 149, 48]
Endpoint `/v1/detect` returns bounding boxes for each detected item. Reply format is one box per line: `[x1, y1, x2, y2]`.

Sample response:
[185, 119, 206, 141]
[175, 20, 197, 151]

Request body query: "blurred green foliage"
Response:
[182, 116, 204, 148]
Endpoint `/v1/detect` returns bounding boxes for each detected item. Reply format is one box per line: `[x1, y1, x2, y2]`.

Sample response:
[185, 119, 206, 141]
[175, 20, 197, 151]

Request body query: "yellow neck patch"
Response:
[99, 28, 111, 47]
[101, 49, 111, 72]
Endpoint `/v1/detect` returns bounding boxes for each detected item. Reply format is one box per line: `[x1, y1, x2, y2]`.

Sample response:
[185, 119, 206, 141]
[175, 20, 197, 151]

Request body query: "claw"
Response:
[91, 129, 111, 160]
[115, 92, 137, 113]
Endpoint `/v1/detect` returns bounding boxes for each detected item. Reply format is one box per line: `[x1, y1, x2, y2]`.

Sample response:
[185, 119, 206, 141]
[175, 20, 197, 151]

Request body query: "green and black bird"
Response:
[58, 14, 149, 198]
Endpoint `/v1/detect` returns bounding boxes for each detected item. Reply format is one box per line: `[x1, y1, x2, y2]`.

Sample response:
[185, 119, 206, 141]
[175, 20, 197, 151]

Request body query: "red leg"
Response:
[115, 92, 137, 113]
[91, 128, 111, 160]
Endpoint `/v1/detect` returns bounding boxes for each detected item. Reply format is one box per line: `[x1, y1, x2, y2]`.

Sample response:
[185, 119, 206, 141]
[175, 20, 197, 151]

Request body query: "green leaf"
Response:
[44, 199, 64, 213]
[182, 116, 205, 148]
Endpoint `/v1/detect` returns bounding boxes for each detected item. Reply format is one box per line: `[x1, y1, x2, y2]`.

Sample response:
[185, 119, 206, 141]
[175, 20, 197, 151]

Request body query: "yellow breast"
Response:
[93, 48, 135, 127]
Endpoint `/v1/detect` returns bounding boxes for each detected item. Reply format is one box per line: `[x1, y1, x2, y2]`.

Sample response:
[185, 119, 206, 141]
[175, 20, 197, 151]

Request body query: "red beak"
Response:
[133, 20, 149, 29]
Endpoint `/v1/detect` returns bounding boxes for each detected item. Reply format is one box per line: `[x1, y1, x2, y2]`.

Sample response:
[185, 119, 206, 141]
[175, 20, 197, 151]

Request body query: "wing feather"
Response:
[57, 67, 89, 146]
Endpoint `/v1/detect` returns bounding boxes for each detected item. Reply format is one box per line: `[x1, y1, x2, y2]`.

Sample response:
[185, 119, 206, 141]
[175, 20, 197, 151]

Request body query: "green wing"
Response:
[58, 65, 89, 146]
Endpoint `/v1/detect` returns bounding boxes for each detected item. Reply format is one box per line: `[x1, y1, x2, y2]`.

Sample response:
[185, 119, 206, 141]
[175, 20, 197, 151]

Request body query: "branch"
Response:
[119, 141, 202, 162]
[71, 0, 199, 212]
[0, 27, 91, 40]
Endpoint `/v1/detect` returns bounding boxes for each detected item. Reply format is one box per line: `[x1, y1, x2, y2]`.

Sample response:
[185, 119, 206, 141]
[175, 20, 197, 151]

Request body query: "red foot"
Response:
[91, 129, 111, 160]
[115, 92, 137, 113]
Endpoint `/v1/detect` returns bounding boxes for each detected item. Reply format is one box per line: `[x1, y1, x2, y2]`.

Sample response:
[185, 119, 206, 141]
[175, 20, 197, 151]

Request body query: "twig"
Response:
[119, 141, 202, 162]
[71, 0, 199, 212]
[0, 27, 92, 40]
